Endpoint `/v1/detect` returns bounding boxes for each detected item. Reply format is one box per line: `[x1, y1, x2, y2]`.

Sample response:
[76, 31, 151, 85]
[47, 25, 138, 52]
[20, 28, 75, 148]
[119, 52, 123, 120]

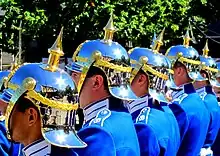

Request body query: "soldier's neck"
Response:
[134, 86, 148, 97]
[82, 92, 110, 109]
[177, 77, 192, 87]
[23, 124, 43, 147]
[138, 90, 149, 98]
[193, 81, 208, 90]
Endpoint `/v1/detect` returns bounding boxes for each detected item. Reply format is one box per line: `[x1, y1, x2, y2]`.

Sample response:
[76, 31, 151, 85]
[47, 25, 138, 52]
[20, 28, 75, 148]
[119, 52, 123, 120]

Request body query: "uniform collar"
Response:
[83, 98, 109, 123]
[23, 139, 51, 156]
[171, 83, 195, 100]
[196, 86, 214, 95]
[128, 95, 151, 114]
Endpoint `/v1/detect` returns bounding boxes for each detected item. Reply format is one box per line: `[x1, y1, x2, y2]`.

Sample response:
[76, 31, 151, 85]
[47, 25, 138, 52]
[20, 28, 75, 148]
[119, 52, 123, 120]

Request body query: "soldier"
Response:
[2, 28, 86, 156]
[66, 62, 84, 130]
[128, 29, 180, 155]
[193, 40, 220, 156]
[69, 14, 140, 155]
[212, 61, 220, 156]
[0, 70, 23, 156]
[165, 28, 210, 155]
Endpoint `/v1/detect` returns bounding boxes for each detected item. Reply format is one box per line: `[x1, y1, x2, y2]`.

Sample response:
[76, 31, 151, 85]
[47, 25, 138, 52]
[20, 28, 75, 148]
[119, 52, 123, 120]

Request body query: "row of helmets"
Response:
[68, 14, 220, 103]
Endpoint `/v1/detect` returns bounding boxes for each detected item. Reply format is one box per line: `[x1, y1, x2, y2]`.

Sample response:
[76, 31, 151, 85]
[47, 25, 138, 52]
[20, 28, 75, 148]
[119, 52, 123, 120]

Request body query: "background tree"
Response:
[1, 0, 217, 62]
[0, 0, 47, 58]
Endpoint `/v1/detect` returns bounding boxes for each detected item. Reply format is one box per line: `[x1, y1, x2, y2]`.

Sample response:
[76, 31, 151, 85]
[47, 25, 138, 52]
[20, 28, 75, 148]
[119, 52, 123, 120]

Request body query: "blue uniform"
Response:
[128, 95, 180, 156]
[75, 97, 140, 156]
[170, 83, 210, 155]
[212, 98, 220, 156]
[22, 138, 78, 156]
[0, 120, 22, 156]
[197, 86, 220, 151]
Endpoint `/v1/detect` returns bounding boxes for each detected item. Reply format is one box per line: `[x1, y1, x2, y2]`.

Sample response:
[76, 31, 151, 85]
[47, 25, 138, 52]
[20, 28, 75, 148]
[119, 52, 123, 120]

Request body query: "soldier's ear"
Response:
[27, 107, 38, 126]
[138, 73, 148, 86]
[176, 66, 184, 76]
[92, 75, 104, 90]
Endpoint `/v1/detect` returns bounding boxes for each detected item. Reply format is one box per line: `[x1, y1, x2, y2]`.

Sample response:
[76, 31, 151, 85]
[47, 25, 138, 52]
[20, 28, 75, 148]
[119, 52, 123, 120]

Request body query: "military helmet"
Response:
[0, 71, 10, 103]
[216, 61, 220, 78]
[165, 28, 206, 82]
[199, 40, 220, 87]
[4, 28, 86, 148]
[0, 59, 23, 103]
[129, 28, 170, 102]
[71, 14, 138, 100]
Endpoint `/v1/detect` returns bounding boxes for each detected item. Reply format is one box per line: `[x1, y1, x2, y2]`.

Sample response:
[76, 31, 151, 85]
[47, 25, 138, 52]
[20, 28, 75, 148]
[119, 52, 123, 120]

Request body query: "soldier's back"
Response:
[76, 108, 140, 156]
[198, 86, 220, 148]
[136, 105, 180, 156]
[170, 90, 210, 155]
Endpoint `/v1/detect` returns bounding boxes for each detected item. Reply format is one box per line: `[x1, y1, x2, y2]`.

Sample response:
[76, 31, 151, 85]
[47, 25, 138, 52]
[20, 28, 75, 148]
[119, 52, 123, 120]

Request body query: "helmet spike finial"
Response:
[103, 13, 116, 43]
[152, 27, 165, 53]
[202, 39, 209, 57]
[45, 27, 64, 72]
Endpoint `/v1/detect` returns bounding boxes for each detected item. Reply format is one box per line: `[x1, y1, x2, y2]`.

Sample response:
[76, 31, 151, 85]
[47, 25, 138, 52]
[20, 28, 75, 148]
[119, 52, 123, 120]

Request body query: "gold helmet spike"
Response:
[103, 13, 116, 43]
[152, 27, 165, 53]
[183, 27, 191, 47]
[202, 39, 209, 57]
[45, 27, 64, 72]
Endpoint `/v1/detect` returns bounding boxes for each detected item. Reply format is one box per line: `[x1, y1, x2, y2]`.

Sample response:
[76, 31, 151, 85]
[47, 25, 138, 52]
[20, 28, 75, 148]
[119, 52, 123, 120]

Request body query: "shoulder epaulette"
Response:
[199, 92, 207, 101]
[89, 108, 111, 127]
[172, 93, 188, 104]
[136, 107, 151, 124]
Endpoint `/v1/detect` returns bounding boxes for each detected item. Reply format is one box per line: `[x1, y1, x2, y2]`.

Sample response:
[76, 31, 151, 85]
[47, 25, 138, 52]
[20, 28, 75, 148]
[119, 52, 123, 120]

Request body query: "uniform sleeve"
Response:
[169, 103, 189, 141]
[0, 122, 11, 156]
[75, 125, 116, 156]
[135, 123, 160, 156]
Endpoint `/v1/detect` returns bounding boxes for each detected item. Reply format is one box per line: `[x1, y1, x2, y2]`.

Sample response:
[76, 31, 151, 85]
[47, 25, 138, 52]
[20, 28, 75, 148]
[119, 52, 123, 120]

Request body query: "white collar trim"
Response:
[23, 139, 51, 156]
[128, 95, 149, 114]
[84, 98, 109, 123]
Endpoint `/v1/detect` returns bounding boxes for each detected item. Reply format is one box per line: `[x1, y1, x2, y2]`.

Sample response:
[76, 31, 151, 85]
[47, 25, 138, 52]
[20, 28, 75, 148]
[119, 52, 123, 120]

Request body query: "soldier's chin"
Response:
[0, 99, 8, 114]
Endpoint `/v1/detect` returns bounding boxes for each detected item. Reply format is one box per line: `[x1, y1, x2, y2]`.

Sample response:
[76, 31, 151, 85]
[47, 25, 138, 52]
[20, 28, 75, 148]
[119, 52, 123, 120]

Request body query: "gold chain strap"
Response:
[27, 90, 78, 111]
[76, 56, 132, 73]
[4, 64, 23, 88]
[202, 66, 218, 73]
[142, 64, 168, 80]
[95, 59, 132, 73]
[72, 41, 88, 61]
[179, 57, 201, 65]
[7, 81, 78, 111]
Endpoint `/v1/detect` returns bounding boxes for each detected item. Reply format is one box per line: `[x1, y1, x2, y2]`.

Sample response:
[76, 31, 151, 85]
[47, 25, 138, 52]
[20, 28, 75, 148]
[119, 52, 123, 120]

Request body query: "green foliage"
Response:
[0, 0, 210, 57]
[0, 0, 47, 53]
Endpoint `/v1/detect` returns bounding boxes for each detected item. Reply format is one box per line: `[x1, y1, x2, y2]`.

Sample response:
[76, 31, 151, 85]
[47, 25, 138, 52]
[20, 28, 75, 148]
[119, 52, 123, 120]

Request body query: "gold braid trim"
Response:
[130, 59, 169, 79]
[168, 69, 174, 74]
[76, 56, 132, 73]
[94, 59, 132, 73]
[130, 59, 138, 65]
[128, 48, 135, 54]
[4, 64, 22, 88]
[72, 41, 88, 61]
[76, 56, 88, 62]
[178, 57, 201, 65]
[27, 90, 78, 111]
[7, 82, 19, 90]
[142, 64, 168, 80]
[7, 82, 78, 111]
[202, 66, 218, 73]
